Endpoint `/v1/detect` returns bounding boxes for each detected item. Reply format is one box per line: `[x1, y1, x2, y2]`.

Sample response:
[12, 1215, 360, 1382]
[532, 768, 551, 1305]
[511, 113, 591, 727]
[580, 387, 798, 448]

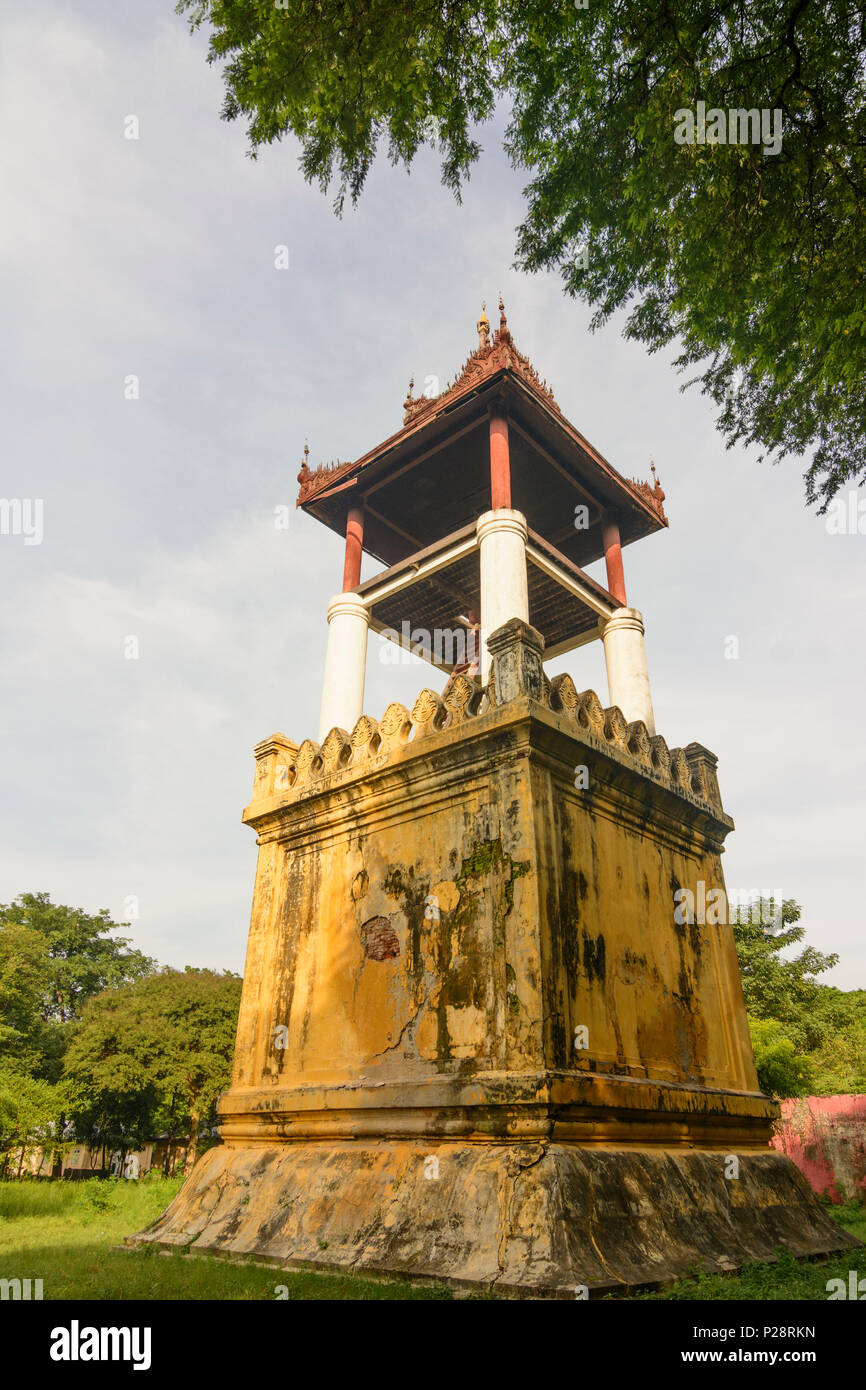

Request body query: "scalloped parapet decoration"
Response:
[320, 726, 353, 774]
[602, 705, 629, 748]
[443, 674, 484, 724]
[411, 688, 449, 737]
[293, 739, 323, 788]
[377, 702, 413, 751]
[350, 714, 381, 762]
[247, 686, 726, 822]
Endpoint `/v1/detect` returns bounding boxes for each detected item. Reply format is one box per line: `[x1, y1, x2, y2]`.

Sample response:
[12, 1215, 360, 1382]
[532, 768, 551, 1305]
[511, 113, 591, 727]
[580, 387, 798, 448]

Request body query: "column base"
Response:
[129, 1140, 857, 1297]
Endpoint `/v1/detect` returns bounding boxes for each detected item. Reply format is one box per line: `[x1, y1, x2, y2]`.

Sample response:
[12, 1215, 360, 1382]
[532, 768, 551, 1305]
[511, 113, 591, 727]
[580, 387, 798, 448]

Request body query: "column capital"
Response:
[476, 508, 528, 545]
[327, 592, 369, 625]
[599, 606, 644, 636]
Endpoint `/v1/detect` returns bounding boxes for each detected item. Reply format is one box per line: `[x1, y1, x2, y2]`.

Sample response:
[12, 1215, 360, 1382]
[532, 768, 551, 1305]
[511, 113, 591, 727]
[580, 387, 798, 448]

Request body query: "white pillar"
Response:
[318, 593, 369, 741]
[476, 509, 529, 683]
[600, 606, 656, 734]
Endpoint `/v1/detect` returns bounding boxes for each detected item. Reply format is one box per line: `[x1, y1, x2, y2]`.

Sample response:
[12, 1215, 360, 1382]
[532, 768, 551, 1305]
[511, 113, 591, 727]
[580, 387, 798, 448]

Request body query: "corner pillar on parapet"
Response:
[486, 617, 545, 705]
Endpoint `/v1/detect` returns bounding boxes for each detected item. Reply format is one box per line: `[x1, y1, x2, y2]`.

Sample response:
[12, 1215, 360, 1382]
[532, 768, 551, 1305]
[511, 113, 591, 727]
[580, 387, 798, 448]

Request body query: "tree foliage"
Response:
[807, 989, 866, 1095]
[748, 1018, 813, 1097]
[733, 898, 865, 1098]
[177, 0, 866, 509]
[0, 1065, 64, 1174]
[0, 892, 156, 1082]
[733, 898, 841, 1050]
[64, 968, 242, 1165]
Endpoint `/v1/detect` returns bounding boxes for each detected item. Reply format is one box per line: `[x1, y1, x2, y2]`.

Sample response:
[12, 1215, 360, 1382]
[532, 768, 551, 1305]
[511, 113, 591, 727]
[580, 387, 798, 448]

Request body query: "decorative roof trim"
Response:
[402, 301, 559, 427]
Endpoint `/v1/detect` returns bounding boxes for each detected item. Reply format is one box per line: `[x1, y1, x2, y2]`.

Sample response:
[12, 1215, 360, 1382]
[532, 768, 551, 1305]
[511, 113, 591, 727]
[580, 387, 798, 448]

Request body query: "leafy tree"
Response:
[732, 898, 842, 1051]
[0, 892, 156, 1081]
[748, 1018, 813, 1098]
[0, 922, 52, 1075]
[177, 0, 866, 510]
[807, 989, 866, 1095]
[64, 969, 242, 1167]
[733, 898, 866, 1099]
[0, 1064, 64, 1177]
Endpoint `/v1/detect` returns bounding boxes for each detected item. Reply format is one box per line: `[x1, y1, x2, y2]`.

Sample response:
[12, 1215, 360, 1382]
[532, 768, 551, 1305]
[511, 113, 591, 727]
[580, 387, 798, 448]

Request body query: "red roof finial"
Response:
[650, 458, 665, 502]
[297, 440, 311, 485]
[498, 291, 507, 333]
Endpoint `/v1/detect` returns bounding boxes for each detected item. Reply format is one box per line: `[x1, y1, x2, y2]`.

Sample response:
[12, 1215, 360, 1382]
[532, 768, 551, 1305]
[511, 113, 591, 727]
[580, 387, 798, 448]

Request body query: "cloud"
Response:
[1, 2, 863, 987]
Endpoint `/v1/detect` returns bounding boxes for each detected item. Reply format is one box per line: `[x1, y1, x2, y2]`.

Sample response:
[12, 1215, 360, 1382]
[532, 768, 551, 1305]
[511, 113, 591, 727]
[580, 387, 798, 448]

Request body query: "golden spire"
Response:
[477, 300, 490, 350]
[498, 291, 507, 332]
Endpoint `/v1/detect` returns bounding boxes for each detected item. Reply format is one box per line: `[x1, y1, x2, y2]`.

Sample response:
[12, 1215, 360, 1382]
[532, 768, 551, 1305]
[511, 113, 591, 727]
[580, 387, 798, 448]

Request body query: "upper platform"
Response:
[297, 300, 667, 569]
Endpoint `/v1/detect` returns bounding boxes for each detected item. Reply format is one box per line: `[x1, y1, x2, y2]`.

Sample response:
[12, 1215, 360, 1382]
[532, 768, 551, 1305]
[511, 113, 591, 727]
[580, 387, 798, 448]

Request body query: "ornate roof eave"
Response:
[401, 310, 560, 428]
[296, 302, 668, 530]
[296, 300, 559, 511]
[296, 373, 560, 516]
[624, 463, 668, 525]
[296, 450, 355, 506]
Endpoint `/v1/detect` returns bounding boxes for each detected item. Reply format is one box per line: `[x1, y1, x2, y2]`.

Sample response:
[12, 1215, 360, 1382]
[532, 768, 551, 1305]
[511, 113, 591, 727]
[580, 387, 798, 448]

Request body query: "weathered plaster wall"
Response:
[772, 1096, 866, 1204]
[219, 668, 767, 1147]
[132, 626, 858, 1291]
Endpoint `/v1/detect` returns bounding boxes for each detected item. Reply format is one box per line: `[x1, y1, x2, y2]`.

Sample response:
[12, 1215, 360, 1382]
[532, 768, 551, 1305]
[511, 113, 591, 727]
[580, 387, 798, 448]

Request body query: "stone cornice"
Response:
[244, 674, 732, 853]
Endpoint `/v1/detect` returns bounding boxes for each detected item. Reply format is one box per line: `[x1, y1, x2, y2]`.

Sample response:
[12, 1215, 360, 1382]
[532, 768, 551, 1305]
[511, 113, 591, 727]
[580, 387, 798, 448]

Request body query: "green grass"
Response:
[642, 1200, 866, 1301]
[0, 1177, 862, 1300]
[0, 1176, 450, 1300]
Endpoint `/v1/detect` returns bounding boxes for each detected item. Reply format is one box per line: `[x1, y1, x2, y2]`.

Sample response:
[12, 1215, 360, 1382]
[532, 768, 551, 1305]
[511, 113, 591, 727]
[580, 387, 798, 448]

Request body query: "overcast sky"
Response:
[1, 2, 863, 988]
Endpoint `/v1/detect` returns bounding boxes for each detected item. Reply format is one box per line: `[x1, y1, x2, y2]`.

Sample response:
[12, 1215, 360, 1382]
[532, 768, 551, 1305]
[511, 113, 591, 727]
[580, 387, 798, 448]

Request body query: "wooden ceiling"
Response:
[300, 369, 667, 571]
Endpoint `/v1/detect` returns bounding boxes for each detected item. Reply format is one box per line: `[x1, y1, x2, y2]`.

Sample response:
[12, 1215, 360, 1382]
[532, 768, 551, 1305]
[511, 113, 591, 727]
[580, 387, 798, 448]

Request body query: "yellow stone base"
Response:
[134, 626, 861, 1293]
[129, 1139, 856, 1296]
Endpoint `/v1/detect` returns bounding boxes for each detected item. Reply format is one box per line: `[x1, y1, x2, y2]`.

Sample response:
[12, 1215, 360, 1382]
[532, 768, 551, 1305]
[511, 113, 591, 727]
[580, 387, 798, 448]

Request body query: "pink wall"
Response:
[771, 1095, 866, 1204]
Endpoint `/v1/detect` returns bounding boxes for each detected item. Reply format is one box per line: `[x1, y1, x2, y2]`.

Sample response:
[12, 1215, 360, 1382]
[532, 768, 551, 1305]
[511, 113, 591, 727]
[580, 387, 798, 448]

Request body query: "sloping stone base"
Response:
[129, 1141, 858, 1297]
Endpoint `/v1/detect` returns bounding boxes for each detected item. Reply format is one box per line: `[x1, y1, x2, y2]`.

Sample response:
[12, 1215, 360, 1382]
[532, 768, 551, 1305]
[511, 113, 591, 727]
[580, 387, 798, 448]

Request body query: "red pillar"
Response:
[342, 505, 364, 590]
[488, 406, 511, 510]
[601, 517, 627, 606]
